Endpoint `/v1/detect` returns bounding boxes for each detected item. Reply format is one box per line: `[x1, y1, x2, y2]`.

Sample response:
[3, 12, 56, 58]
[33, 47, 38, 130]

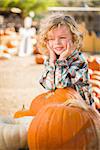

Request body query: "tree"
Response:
[0, 0, 61, 17]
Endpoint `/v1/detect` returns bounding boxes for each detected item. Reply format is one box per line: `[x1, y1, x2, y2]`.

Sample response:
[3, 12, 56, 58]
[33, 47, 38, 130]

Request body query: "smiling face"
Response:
[46, 25, 73, 55]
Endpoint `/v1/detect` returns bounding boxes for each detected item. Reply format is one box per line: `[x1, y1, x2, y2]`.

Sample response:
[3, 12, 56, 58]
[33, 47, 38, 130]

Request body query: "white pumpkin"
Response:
[0, 115, 33, 150]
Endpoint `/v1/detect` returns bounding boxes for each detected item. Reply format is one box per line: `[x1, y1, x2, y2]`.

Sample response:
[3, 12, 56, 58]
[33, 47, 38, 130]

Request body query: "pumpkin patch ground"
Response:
[0, 56, 45, 116]
[0, 55, 100, 150]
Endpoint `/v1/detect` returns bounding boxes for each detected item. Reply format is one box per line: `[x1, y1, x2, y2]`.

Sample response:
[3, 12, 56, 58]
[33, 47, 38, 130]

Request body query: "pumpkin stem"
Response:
[45, 91, 55, 99]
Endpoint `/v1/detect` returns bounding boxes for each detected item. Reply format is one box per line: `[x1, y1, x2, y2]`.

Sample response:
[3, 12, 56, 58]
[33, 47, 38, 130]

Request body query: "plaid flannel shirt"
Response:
[39, 50, 94, 105]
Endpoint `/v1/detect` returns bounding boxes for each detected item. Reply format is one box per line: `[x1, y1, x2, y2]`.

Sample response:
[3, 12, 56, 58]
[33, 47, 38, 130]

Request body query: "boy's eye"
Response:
[60, 37, 66, 39]
[48, 38, 54, 41]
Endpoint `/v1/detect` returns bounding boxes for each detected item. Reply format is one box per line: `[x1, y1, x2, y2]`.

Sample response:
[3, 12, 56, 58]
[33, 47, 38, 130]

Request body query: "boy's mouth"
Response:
[54, 47, 63, 51]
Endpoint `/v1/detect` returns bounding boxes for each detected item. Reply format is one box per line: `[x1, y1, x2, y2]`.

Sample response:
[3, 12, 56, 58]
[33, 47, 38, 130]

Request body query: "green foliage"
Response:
[0, 0, 61, 16]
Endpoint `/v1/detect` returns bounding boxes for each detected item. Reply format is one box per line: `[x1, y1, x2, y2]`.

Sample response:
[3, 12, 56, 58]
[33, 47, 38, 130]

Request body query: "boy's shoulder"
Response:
[78, 51, 88, 64]
[70, 50, 88, 67]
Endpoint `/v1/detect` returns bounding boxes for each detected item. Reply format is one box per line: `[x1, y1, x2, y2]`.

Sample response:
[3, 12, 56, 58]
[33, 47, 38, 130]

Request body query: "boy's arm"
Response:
[55, 58, 94, 105]
[39, 60, 56, 90]
[69, 63, 94, 106]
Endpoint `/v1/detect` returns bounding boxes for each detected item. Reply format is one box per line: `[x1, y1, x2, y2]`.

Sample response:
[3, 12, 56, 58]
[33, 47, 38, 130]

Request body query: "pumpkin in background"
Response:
[90, 79, 100, 88]
[91, 75, 100, 81]
[0, 29, 4, 36]
[92, 87, 100, 98]
[93, 71, 100, 76]
[35, 54, 44, 64]
[89, 69, 100, 102]
[89, 70, 100, 110]
[29, 87, 83, 115]
[33, 45, 40, 55]
[6, 41, 15, 48]
[95, 103, 100, 110]
[28, 97, 100, 150]
[88, 57, 100, 71]
[90, 71, 100, 88]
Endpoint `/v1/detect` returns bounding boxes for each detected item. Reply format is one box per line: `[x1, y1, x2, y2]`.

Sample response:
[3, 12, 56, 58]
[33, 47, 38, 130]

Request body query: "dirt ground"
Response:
[0, 55, 46, 116]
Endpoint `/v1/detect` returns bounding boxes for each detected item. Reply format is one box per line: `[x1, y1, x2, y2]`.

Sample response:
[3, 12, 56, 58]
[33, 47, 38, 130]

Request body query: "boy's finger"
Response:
[47, 44, 52, 52]
[67, 40, 72, 50]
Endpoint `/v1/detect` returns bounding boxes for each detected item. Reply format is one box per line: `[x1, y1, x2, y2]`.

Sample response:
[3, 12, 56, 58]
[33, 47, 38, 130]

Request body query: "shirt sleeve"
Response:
[39, 59, 56, 90]
[55, 59, 87, 88]
[55, 59, 70, 88]
[69, 63, 94, 105]
[55, 57, 94, 105]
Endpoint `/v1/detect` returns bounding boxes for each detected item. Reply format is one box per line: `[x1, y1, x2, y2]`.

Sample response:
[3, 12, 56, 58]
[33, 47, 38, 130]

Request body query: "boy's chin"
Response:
[55, 50, 64, 56]
[55, 52, 61, 56]
[55, 51, 62, 55]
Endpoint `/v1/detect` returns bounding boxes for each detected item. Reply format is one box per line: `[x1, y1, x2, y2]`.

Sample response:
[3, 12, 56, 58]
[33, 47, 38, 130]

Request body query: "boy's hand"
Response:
[59, 40, 76, 60]
[47, 43, 56, 65]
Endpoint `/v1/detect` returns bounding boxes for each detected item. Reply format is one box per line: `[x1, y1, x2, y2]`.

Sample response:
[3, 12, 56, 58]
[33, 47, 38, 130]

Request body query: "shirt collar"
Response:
[67, 49, 79, 60]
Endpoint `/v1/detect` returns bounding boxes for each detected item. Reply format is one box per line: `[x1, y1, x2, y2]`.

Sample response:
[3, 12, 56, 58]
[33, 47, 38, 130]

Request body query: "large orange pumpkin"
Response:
[14, 88, 83, 118]
[29, 87, 83, 115]
[28, 97, 100, 150]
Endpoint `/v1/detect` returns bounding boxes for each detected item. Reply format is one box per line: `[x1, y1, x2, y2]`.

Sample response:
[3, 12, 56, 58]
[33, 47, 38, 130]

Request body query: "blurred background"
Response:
[0, 0, 100, 115]
[0, 0, 100, 54]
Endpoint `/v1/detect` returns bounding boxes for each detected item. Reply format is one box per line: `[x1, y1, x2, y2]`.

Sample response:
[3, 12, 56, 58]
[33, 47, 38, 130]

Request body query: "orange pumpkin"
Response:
[14, 91, 52, 118]
[90, 79, 100, 88]
[88, 58, 100, 71]
[35, 54, 44, 64]
[33, 46, 40, 54]
[93, 71, 100, 76]
[14, 88, 83, 118]
[14, 109, 33, 118]
[14, 104, 34, 118]
[29, 88, 83, 115]
[28, 98, 100, 150]
[91, 74, 100, 81]
[95, 102, 100, 110]
[89, 70, 100, 111]
[6, 41, 15, 48]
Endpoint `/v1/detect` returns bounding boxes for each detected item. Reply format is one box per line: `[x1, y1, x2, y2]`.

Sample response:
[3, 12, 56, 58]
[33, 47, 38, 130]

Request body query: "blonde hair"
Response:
[38, 12, 83, 55]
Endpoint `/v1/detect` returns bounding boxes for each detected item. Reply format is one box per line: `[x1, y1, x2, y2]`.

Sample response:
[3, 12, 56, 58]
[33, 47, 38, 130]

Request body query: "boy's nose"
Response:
[54, 38, 60, 44]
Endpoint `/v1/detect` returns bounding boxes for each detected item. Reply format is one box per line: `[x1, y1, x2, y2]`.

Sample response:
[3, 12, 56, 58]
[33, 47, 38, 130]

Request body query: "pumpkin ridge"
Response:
[61, 108, 65, 148]
[62, 119, 94, 149]
[49, 105, 89, 144]
[47, 106, 58, 149]
[79, 111, 91, 149]
[61, 108, 98, 149]
[4, 125, 13, 149]
[19, 126, 27, 148]
[45, 104, 65, 149]
[28, 113, 41, 149]
[1, 125, 8, 150]
[40, 105, 54, 149]
[36, 111, 45, 150]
